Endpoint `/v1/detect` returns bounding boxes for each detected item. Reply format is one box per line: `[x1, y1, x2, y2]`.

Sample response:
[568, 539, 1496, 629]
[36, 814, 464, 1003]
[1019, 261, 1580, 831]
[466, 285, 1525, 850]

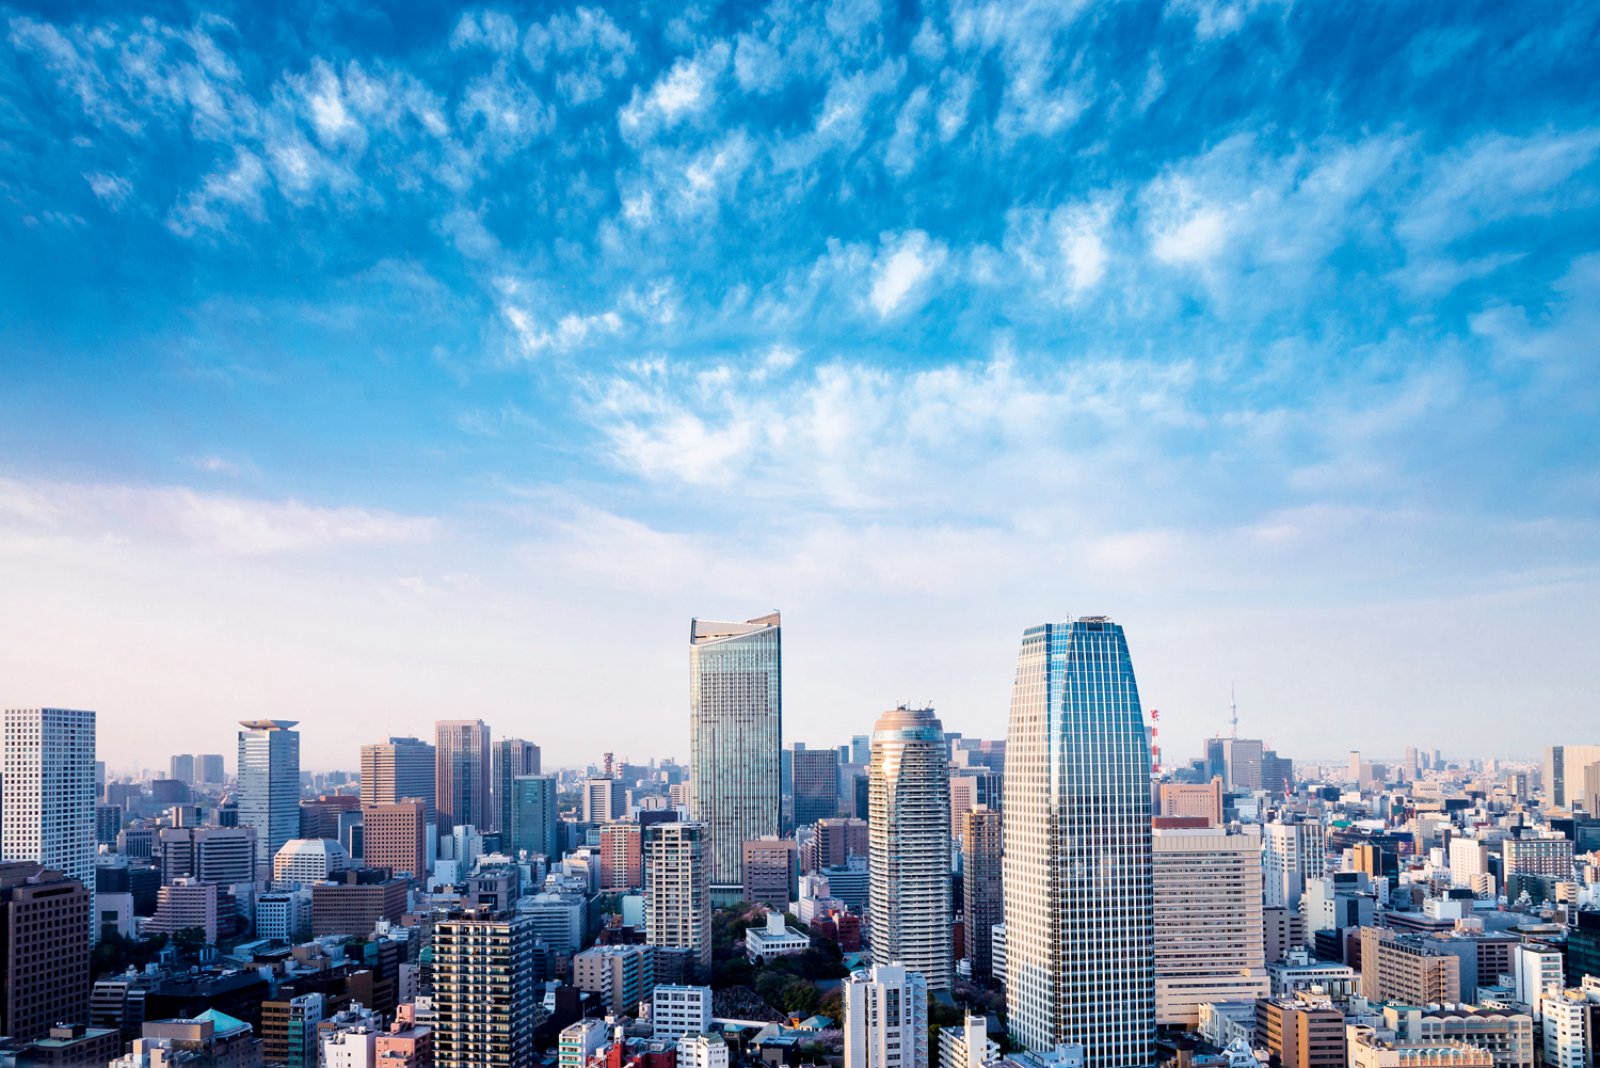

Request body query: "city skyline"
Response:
[1, 1, 1596, 772]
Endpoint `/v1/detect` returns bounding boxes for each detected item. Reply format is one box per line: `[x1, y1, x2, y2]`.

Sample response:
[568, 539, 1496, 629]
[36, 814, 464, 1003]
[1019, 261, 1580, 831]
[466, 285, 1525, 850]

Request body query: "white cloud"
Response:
[618, 42, 730, 143]
[167, 147, 269, 235]
[869, 230, 947, 318]
[84, 171, 132, 208]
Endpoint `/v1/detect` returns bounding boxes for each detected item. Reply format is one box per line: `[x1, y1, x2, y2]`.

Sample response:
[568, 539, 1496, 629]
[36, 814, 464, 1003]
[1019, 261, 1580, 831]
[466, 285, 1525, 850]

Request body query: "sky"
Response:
[1, 0, 1597, 774]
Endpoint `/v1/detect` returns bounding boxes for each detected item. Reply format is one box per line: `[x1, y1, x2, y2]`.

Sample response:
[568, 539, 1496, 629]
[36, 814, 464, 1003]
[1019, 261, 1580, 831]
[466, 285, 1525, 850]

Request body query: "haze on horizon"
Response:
[1, 0, 1596, 773]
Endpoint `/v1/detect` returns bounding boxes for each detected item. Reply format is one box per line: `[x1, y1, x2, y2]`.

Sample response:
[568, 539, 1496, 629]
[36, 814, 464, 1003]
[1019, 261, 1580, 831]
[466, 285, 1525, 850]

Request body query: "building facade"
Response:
[237, 720, 301, 872]
[432, 908, 539, 1068]
[962, 807, 1004, 981]
[643, 821, 712, 970]
[3, 707, 96, 939]
[0, 862, 91, 1042]
[434, 720, 491, 841]
[1002, 618, 1154, 1065]
[689, 613, 782, 895]
[843, 964, 929, 1068]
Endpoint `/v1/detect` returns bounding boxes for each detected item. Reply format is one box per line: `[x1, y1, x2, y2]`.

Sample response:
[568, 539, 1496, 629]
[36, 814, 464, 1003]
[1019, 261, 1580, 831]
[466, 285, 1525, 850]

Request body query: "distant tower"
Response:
[689, 612, 782, 896]
[869, 705, 952, 992]
[3, 707, 96, 941]
[1003, 618, 1154, 1065]
[236, 720, 300, 872]
[492, 739, 541, 836]
[962, 806, 1004, 980]
[435, 720, 491, 841]
[362, 736, 437, 825]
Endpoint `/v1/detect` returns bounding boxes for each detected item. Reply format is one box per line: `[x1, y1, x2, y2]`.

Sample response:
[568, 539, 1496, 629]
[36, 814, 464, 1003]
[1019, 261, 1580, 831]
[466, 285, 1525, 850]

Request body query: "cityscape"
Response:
[2, 1, 1598, 1068]
[3, 612, 1598, 1068]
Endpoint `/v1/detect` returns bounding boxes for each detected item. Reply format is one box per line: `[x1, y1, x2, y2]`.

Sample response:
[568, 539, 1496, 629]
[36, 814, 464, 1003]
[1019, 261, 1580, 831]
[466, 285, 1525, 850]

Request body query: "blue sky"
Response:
[2, 0, 1597, 772]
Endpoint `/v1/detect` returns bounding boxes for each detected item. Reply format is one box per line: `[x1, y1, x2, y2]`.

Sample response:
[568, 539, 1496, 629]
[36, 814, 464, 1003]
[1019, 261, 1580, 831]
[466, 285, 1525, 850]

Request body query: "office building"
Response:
[741, 836, 798, 909]
[1545, 746, 1600, 809]
[493, 738, 541, 835]
[869, 705, 952, 993]
[962, 806, 1003, 980]
[3, 708, 96, 940]
[1263, 819, 1326, 911]
[1382, 1005, 1535, 1068]
[804, 818, 869, 872]
[1152, 822, 1269, 1026]
[145, 878, 220, 943]
[508, 775, 560, 859]
[435, 720, 491, 840]
[433, 908, 539, 1068]
[237, 720, 301, 872]
[518, 891, 586, 952]
[361, 799, 428, 881]
[1348, 1031, 1493, 1068]
[197, 754, 226, 785]
[584, 777, 628, 824]
[170, 754, 196, 785]
[1002, 618, 1154, 1065]
[0, 862, 91, 1043]
[158, 826, 257, 886]
[843, 964, 928, 1068]
[574, 943, 655, 1013]
[1540, 990, 1594, 1068]
[311, 873, 409, 937]
[262, 992, 324, 1068]
[1157, 779, 1224, 825]
[273, 837, 350, 885]
[689, 613, 782, 895]
[793, 747, 840, 827]
[361, 737, 436, 824]
[651, 985, 713, 1041]
[1360, 928, 1463, 1005]
[300, 793, 361, 840]
[1264, 905, 1306, 963]
[1503, 836, 1575, 881]
[644, 821, 712, 969]
[1256, 996, 1347, 1068]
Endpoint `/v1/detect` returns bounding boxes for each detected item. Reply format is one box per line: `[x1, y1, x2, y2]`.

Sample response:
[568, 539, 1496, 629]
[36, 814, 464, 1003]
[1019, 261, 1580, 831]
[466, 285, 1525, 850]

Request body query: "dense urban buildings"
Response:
[868, 704, 953, 993]
[1003, 617, 1155, 1067]
[493, 737, 541, 835]
[236, 719, 302, 872]
[360, 798, 428, 880]
[689, 612, 782, 896]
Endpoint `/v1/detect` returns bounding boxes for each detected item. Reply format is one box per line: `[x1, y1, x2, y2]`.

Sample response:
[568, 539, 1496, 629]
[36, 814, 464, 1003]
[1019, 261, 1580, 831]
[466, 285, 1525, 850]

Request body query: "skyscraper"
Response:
[869, 705, 952, 993]
[361, 737, 436, 824]
[643, 821, 712, 969]
[3, 707, 97, 939]
[197, 754, 226, 785]
[1002, 618, 1155, 1066]
[434, 720, 490, 841]
[689, 612, 782, 895]
[793, 746, 840, 827]
[1263, 819, 1327, 910]
[493, 738, 541, 835]
[962, 806, 1003, 980]
[169, 753, 196, 785]
[362, 799, 429, 881]
[236, 720, 301, 873]
[508, 775, 560, 859]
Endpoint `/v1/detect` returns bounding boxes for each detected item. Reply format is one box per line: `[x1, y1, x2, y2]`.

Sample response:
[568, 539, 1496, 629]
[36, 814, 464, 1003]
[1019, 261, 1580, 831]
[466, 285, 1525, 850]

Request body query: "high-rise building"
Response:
[361, 737, 436, 825]
[262, 992, 324, 1068]
[1152, 822, 1270, 1026]
[804, 817, 869, 872]
[435, 720, 490, 844]
[1157, 779, 1224, 825]
[1264, 819, 1327, 910]
[362, 799, 428, 880]
[1360, 928, 1463, 1005]
[508, 775, 560, 860]
[0, 862, 92, 1042]
[599, 822, 644, 891]
[4, 707, 96, 942]
[493, 739, 541, 835]
[689, 613, 782, 895]
[157, 826, 257, 886]
[741, 836, 797, 909]
[1544, 745, 1600, 809]
[793, 747, 840, 828]
[170, 754, 196, 785]
[433, 908, 539, 1068]
[1002, 617, 1155, 1065]
[644, 821, 712, 970]
[236, 720, 301, 872]
[197, 754, 226, 785]
[843, 964, 929, 1068]
[583, 776, 627, 824]
[869, 705, 952, 993]
[1256, 997, 1347, 1068]
[962, 806, 1003, 980]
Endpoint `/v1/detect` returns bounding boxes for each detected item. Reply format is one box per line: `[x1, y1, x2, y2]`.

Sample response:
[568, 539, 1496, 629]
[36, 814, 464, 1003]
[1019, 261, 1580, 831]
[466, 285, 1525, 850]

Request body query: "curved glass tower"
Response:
[868, 705, 952, 992]
[1002, 618, 1154, 1067]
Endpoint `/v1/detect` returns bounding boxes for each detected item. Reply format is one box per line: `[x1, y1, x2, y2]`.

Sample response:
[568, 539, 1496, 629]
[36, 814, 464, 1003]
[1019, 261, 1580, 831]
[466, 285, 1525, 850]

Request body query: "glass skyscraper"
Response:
[236, 720, 301, 872]
[435, 720, 491, 841]
[868, 705, 952, 992]
[1003, 618, 1154, 1066]
[2, 707, 96, 941]
[689, 612, 781, 893]
[493, 738, 541, 836]
[508, 775, 559, 859]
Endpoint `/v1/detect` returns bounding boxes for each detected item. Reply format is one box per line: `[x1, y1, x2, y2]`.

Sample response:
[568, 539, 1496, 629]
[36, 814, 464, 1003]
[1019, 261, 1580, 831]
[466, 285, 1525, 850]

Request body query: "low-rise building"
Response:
[745, 911, 811, 963]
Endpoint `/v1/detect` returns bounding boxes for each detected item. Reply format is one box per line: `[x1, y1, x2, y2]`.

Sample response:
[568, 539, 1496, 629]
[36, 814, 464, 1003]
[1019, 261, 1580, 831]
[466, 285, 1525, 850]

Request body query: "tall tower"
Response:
[1002, 618, 1154, 1066]
[689, 612, 781, 895]
[236, 720, 301, 873]
[869, 705, 952, 992]
[433, 908, 539, 1068]
[962, 806, 1004, 980]
[492, 739, 541, 835]
[434, 720, 491, 841]
[2, 707, 96, 940]
[643, 821, 712, 969]
[508, 775, 560, 860]
[361, 737, 436, 824]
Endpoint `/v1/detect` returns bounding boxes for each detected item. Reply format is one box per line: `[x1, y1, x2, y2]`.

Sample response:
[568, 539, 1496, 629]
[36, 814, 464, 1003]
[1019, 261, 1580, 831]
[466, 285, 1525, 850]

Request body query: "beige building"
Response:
[1360, 927, 1462, 1005]
[1349, 1029, 1493, 1068]
[1383, 1005, 1536, 1068]
[1153, 822, 1269, 1026]
[1255, 995, 1347, 1068]
[1157, 779, 1224, 825]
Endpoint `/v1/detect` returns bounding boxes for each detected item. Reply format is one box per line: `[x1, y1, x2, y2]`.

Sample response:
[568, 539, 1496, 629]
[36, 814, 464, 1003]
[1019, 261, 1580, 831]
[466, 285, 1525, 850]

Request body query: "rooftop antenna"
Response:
[1229, 683, 1239, 740]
